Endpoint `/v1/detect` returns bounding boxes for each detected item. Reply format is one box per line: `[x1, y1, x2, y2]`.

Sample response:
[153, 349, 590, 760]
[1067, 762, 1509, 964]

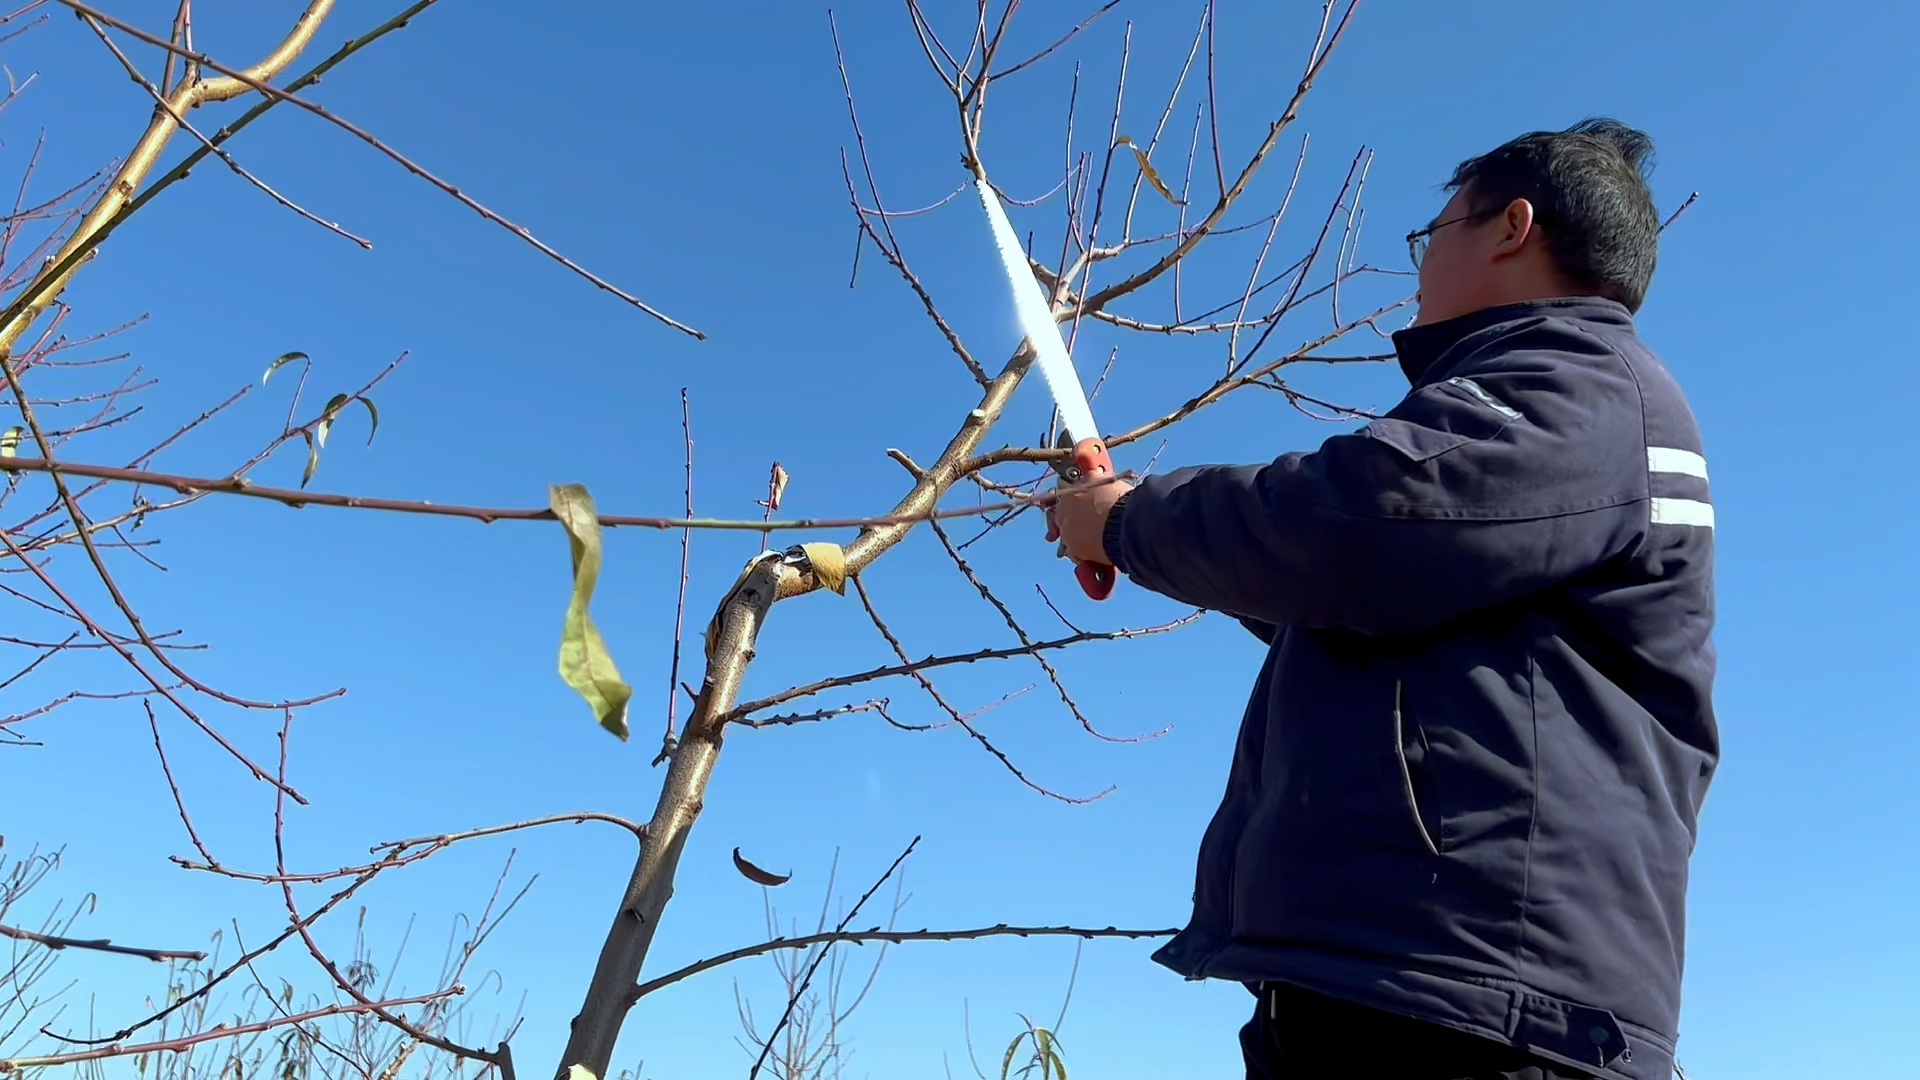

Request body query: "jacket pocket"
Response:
[1392, 680, 1443, 856]
[1361, 376, 1519, 464]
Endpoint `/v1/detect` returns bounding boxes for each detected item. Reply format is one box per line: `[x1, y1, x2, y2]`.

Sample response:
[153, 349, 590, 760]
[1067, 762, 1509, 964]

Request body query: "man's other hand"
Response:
[1046, 474, 1134, 565]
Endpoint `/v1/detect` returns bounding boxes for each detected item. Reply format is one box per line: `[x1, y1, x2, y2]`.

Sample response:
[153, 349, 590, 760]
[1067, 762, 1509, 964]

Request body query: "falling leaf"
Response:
[799, 542, 847, 595]
[1115, 135, 1184, 206]
[732, 847, 791, 886]
[315, 393, 350, 449]
[549, 483, 634, 740]
[261, 351, 308, 386]
[300, 430, 319, 488]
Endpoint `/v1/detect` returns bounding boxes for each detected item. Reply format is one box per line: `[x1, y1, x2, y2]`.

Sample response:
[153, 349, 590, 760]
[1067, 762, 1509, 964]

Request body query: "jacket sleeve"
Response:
[1103, 329, 1651, 638]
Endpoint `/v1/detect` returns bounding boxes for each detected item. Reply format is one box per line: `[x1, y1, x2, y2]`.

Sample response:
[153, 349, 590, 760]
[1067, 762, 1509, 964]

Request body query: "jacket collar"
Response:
[1390, 296, 1634, 385]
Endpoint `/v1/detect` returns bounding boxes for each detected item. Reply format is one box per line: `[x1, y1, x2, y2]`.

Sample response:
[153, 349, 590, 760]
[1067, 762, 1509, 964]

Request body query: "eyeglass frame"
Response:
[1404, 206, 1503, 270]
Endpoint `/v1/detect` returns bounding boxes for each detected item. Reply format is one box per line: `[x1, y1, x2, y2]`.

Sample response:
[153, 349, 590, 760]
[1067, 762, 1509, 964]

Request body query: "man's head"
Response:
[1409, 118, 1660, 326]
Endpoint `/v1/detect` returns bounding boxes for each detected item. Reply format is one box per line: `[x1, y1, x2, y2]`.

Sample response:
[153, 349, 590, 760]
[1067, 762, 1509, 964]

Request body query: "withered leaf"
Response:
[732, 846, 791, 887]
[1115, 135, 1184, 206]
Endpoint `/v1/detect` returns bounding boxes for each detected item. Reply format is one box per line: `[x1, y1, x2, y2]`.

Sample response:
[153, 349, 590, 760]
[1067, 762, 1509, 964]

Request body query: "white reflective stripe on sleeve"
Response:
[1650, 497, 1715, 528]
[1446, 376, 1522, 421]
[1648, 446, 1709, 480]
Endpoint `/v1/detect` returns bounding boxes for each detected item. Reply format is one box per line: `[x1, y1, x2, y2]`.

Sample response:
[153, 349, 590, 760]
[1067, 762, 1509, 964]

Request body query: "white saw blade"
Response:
[974, 177, 1100, 445]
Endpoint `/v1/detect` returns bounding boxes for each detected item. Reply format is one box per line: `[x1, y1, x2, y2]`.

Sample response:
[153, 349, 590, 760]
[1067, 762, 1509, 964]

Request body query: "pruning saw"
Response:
[972, 169, 1117, 601]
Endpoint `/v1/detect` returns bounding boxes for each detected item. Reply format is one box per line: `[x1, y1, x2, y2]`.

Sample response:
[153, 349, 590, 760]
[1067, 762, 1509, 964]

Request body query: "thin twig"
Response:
[989, 1, 1125, 80]
[852, 575, 1107, 803]
[830, 12, 989, 386]
[0, 455, 1120, 532]
[729, 611, 1199, 718]
[1660, 191, 1699, 232]
[748, 837, 921, 1079]
[633, 924, 1176, 1003]
[57, 0, 702, 337]
[1076, 0, 1362, 314]
[928, 517, 1165, 743]
[0, 990, 460, 1072]
[79, 12, 371, 248]
[665, 387, 693, 750]
[0, 922, 206, 963]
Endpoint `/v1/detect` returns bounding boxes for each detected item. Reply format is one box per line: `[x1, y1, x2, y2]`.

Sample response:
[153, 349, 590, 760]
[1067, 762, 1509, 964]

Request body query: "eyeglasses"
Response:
[1405, 208, 1500, 269]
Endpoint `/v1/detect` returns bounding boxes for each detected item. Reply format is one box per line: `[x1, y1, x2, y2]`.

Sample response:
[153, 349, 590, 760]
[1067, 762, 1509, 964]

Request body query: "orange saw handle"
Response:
[1054, 436, 1118, 601]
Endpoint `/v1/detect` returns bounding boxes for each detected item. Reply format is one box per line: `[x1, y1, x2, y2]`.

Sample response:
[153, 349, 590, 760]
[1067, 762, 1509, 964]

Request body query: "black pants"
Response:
[1242, 983, 1597, 1080]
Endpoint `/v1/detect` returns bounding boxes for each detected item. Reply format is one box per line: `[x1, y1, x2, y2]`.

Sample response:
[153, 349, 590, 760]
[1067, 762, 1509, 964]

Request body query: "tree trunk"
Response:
[553, 361, 1028, 1078]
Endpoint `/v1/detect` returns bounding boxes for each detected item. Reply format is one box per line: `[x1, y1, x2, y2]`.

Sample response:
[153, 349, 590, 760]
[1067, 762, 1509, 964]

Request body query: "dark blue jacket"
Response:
[1104, 298, 1717, 1079]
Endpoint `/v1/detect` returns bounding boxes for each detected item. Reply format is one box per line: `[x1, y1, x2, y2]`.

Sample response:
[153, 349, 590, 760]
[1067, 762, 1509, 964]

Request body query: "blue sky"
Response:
[2, 0, 1915, 1077]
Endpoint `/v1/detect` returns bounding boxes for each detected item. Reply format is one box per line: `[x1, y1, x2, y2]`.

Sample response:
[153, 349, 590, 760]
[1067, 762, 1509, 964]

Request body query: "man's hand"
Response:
[1046, 473, 1135, 565]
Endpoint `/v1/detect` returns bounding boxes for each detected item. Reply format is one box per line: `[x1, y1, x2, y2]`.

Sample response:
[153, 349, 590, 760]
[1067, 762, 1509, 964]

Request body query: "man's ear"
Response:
[1490, 198, 1537, 259]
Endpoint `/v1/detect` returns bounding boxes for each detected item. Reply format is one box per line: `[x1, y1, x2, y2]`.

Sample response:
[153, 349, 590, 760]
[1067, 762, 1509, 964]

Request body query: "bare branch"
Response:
[853, 575, 1103, 803]
[989, 1, 1125, 80]
[0, 990, 461, 1072]
[0, 454, 1123, 533]
[633, 924, 1176, 1003]
[0, 921, 206, 963]
[1660, 191, 1700, 232]
[665, 387, 694, 752]
[735, 699, 895, 729]
[79, 11, 372, 248]
[734, 608, 1196, 719]
[0, 529, 306, 799]
[831, 13, 990, 386]
[57, 0, 703, 337]
[1077, 0, 1362, 314]
[747, 837, 920, 1079]
[928, 517, 1166, 743]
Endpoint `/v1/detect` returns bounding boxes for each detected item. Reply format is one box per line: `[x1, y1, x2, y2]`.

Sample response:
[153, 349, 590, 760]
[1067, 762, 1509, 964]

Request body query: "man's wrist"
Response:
[1101, 489, 1132, 573]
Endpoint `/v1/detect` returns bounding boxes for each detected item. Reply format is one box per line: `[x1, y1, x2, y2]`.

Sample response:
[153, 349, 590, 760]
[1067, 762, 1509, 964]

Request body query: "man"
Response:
[1049, 119, 1717, 1079]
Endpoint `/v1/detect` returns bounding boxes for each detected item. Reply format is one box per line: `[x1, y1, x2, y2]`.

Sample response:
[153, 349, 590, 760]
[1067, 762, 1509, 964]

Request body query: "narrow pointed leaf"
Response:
[316, 393, 349, 448]
[1001, 1033, 1024, 1080]
[356, 395, 379, 445]
[300, 430, 319, 488]
[1116, 135, 1184, 206]
[732, 847, 792, 886]
[549, 483, 633, 740]
[262, 351, 308, 386]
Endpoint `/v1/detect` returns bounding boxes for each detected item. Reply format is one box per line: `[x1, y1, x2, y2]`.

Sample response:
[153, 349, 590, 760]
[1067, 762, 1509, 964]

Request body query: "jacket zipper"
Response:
[1393, 679, 1442, 856]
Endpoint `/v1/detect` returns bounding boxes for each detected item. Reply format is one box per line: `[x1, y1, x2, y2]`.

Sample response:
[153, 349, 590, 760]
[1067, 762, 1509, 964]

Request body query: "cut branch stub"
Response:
[549, 483, 633, 740]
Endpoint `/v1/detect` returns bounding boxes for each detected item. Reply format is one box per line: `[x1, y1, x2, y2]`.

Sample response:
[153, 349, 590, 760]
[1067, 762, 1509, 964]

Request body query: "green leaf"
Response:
[1001, 1032, 1025, 1080]
[565, 1066, 599, 1080]
[300, 430, 319, 488]
[1115, 135, 1185, 206]
[315, 393, 349, 448]
[0, 424, 22, 458]
[1041, 1030, 1067, 1080]
[262, 351, 308, 386]
[356, 395, 379, 445]
[550, 483, 633, 740]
